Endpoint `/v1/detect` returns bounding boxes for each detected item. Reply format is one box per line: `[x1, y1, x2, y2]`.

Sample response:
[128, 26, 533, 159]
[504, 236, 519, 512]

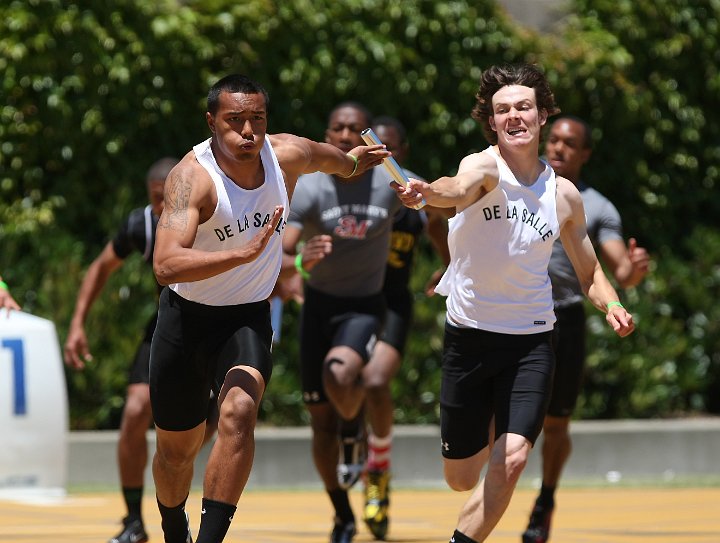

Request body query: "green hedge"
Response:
[1, 0, 718, 428]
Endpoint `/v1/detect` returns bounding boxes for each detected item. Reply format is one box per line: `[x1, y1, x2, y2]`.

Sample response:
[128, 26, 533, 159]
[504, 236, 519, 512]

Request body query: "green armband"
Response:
[607, 301, 624, 311]
[341, 153, 359, 178]
[295, 253, 310, 280]
[0, 280, 8, 291]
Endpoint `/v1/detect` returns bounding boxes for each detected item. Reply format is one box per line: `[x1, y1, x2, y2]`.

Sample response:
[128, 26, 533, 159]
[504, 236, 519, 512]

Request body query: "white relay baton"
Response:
[361, 128, 426, 210]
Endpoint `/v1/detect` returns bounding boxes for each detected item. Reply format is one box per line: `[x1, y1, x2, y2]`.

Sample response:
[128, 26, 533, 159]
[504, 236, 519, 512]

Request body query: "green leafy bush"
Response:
[2, 0, 718, 427]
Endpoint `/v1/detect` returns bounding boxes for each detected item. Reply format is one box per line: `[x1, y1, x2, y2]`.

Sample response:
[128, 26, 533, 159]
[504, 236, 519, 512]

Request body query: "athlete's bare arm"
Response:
[270, 133, 388, 199]
[557, 177, 634, 337]
[394, 152, 499, 212]
[64, 242, 124, 369]
[153, 156, 283, 285]
[599, 237, 650, 289]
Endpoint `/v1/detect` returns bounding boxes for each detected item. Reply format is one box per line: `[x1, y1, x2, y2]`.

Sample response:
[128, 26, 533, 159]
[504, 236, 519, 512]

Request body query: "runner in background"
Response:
[360, 115, 450, 540]
[64, 157, 218, 543]
[522, 115, 650, 543]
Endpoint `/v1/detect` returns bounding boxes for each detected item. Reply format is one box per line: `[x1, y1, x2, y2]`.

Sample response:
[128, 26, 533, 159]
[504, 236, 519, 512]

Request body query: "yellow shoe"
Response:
[363, 469, 390, 540]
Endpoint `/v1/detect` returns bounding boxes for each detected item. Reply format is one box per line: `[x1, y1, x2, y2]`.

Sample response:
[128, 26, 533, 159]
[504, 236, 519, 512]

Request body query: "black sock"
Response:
[328, 488, 354, 523]
[157, 494, 189, 543]
[537, 484, 556, 507]
[122, 486, 143, 522]
[196, 498, 236, 543]
[450, 529, 478, 543]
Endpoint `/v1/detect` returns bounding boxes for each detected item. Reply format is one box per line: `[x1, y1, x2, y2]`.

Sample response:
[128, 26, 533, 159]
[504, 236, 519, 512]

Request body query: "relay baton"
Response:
[361, 128, 426, 210]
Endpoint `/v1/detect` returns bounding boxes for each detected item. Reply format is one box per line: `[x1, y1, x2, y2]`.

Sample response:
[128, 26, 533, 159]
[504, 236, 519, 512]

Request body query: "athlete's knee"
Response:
[122, 385, 152, 423]
[445, 472, 479, 492]
[219, 388, 259, 434]
[155, 437, 198, 469]
[488, 443, 529, 485]
[443, 453, 485, 492]
[362, 363, 393, 391]
[444, 466, 480, 492]
[323, 357, 361, 388]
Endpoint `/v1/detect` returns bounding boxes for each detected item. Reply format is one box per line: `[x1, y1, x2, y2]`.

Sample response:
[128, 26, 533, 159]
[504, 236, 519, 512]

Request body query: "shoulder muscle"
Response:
[269, 133, 312, 172]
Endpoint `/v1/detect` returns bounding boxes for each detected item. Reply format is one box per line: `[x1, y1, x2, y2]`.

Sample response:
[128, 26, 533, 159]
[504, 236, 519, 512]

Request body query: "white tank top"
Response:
[435, 146, 559, 334]
[170, 137, 289, 306]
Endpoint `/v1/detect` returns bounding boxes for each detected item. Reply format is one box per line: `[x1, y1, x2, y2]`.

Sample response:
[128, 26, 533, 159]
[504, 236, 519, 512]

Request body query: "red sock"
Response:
[367, 433, 392, 472]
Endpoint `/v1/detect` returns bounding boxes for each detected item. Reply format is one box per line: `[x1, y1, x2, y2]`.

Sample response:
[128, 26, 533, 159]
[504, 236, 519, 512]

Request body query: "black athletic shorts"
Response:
[300, 285, 385, 404]
[440, 322, 555, 459]
[150, 288, 273, 431]
[379, 288, 413, 355]
[547, 302, 586, 417]
[128, 311, 158, 385]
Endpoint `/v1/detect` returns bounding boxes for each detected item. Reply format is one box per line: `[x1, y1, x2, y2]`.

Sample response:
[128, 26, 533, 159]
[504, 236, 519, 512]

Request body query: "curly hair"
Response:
[471, 63, 560, 144]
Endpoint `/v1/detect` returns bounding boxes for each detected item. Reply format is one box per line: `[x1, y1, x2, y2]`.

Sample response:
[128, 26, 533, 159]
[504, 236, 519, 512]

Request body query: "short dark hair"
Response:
[471, 63, 560, 144]
[328, 101, 373, 127]
[552, 115, 593, 149]
[207, 74, 270, 115]
[372, 115, 407, 144]
[146, 157, 179, 185]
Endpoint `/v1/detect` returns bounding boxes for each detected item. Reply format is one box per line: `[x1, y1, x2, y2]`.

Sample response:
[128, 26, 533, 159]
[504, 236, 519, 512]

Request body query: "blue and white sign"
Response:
[0, 311, 68, 496]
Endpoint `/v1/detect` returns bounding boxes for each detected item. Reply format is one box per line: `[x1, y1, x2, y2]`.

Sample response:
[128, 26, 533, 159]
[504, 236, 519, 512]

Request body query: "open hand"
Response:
[241, 206, 285, 263]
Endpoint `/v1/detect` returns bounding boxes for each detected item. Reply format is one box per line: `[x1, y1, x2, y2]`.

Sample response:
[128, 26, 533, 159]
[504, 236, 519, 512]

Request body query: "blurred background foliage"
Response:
[1, 0, 718, 428]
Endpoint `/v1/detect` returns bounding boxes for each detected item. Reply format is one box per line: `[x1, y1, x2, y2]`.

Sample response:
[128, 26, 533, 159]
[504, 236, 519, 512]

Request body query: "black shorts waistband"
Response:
[304, 284, 385, 313]
[165, 287, 269, 317]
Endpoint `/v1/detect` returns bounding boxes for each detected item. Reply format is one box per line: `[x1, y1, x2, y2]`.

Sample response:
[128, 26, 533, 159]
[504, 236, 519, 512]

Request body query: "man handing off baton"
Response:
[393, 63, 634, 543]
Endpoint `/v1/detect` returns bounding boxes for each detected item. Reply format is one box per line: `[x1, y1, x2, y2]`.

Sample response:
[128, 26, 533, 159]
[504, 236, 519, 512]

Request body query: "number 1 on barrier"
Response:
[2, 339, 26, 415]
[360, 128, 426, 210]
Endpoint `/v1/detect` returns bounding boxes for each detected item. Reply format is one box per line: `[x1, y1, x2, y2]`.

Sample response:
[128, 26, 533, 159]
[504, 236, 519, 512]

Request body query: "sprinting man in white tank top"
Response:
[393, 63, 636, 543]
[149, 74, 389, 543]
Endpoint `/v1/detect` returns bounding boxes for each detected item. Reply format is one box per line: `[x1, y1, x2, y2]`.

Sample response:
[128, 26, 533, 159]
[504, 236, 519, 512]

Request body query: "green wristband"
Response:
[342, 153, 359, 177]
[294, 253, 310, 280]
[607, 301, 624, 311]
[0, 280, 8, 291]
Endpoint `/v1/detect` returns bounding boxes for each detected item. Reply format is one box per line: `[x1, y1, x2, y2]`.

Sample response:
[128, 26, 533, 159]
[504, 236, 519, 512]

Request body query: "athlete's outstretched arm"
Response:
[394, 152, 498, 212]
[271, 134, 389, 198]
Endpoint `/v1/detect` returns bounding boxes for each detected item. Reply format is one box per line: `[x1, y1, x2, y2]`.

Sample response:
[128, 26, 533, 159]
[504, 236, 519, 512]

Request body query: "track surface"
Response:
[1, 486, 718, 542]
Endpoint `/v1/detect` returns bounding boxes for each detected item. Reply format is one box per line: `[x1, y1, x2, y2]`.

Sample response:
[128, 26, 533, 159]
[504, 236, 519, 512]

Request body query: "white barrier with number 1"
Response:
[0, 311, 68, 498]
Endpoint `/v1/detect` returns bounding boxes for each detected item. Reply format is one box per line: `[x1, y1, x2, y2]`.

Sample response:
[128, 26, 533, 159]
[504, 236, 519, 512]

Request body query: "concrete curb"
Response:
[67, 418, 720, 490]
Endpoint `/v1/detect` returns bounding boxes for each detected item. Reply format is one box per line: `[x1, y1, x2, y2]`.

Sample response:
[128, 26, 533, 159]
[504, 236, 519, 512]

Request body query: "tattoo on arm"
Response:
[159, 172, 192, 232]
